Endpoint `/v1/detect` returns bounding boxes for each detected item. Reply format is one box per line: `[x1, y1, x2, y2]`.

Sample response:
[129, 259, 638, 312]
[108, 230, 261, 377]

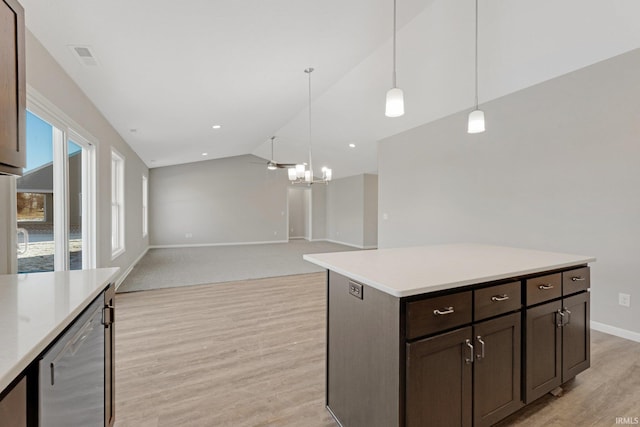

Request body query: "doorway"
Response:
[288, 187, 311, 241]
[16, 108, 96, 273]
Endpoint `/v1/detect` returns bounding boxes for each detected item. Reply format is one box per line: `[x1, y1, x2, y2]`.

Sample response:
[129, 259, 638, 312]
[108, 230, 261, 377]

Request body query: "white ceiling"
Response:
[21, 0, 640, 178]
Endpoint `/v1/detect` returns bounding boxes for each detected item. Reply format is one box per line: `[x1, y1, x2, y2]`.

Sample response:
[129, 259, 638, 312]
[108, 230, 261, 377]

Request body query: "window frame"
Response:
[111, 148, 125, 259]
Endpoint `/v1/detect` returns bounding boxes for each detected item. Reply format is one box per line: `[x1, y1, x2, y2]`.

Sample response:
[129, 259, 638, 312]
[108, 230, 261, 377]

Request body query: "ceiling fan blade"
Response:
[275, 163, 297, 168]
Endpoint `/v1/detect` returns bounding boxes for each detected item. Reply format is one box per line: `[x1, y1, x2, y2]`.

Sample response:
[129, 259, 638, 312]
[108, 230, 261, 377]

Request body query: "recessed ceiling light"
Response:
[348, 143, 356, 148]
[202, 152, 208, 156]
[212, 125, 221, 129]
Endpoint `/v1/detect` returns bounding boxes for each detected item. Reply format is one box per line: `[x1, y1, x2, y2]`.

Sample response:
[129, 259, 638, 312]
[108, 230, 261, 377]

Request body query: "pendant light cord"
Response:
[392, 0, 397, 88]
[474, 0, 479, 109]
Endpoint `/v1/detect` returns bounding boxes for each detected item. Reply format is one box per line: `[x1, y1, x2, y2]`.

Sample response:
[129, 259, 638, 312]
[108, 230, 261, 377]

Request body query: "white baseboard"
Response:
[150, 239, 289, 249]
[591, 321, 640, 343]
[324, 239, 377, 250]
[114, 246, 149, 291]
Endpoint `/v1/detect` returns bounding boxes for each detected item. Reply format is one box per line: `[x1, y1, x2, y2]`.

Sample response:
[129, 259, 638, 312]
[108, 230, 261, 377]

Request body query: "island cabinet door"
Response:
[473, 313, 522, 427]
[406, 327, 473, 427]
[525, 300, 562, 403]
[562, 292, 590, 381]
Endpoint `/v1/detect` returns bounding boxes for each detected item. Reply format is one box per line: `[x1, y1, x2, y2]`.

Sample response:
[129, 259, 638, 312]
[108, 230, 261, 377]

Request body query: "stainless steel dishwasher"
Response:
[39, 295, 105, 427]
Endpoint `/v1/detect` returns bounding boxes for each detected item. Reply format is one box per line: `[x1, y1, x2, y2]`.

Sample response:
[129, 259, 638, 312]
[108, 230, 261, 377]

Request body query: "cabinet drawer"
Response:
[406, 291, 472, 339]
[562, 267, 590, 296]
[526, 273, 561, 306]
[474, 281, 522, 321]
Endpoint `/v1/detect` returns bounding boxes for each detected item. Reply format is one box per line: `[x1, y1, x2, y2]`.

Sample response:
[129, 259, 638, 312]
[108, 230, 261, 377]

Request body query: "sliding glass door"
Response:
[16, 110, 95, 273]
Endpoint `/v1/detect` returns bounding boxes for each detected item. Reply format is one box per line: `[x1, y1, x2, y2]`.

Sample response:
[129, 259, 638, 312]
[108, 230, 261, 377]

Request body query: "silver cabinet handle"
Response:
[491, 294, 509, 302]
[538, 284, 554, 290]
[564, 308, 571, 325]
[556, 309, 565, 327]
[571, 277, 586, 282]
[476, 336, 485, 360]
[433, 306, 454, 316]
[464, 339, 474, 364]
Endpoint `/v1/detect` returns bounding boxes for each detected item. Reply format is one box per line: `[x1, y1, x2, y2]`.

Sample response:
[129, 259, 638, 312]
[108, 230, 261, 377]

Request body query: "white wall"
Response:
[363, 174, 378, 249]
[326, 174, 378, 249]
[288, 187, 305, 239]
[378, 49, 640, 338]
[149, 155, 289, 246]
[0, 31, 149, 279]
[311, 184, 327, 241]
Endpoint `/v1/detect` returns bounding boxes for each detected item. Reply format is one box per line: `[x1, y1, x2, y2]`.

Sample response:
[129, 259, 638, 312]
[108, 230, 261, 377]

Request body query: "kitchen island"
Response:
[304, 244, 595, 427]
[0, 268, 119, 426]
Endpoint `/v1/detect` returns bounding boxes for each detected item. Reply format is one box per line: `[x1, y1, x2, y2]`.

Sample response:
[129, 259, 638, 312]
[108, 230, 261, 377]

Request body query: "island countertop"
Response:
[0, 268, 119, 392]
[303, 243, 595, 298]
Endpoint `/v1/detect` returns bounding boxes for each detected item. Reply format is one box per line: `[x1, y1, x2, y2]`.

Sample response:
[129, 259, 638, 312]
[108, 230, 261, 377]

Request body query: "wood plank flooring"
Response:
[115, 274, 640, 426]
[114, 273, 336, 427]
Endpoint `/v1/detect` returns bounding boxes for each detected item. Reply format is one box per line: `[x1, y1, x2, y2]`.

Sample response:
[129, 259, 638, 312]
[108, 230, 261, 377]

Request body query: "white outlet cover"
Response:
[619, 293, 631, 307]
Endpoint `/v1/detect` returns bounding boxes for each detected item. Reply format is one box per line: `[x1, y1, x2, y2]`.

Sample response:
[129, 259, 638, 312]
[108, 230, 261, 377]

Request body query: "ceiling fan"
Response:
[260, 136, 297, 170]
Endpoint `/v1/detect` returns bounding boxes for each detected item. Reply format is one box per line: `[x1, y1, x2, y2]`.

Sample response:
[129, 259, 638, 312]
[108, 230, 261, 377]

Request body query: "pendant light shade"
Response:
[385, 87, 405, 117]
[467, 0, 485, 134]
[385, 0, 404, 118]
[467, 109, 485, 133]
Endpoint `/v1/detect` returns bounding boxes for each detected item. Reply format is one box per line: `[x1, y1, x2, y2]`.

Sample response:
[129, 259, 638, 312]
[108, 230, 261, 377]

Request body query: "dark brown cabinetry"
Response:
[406, 283, 522, 427]
[473, 313, 522, 427]
[0, 376, 27, 427]
[524, 267, 590, 403]
[406, 327, 473, 427]
[326, 265, 591, 427]
[0, 0, 26, 176]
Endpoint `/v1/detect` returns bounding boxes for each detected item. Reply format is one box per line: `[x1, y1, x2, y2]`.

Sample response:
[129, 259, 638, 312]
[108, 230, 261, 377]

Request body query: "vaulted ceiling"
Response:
[21, 0, 640, 178]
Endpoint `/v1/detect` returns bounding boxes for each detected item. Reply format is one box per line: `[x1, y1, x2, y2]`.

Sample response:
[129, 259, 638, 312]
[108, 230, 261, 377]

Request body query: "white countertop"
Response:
[0, 268, 119, 392]
[303, 244, 595, 298]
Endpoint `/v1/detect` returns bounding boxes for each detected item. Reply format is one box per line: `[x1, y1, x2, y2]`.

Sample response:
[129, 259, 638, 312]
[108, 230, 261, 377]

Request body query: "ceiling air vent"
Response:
[68, 45, 99, 66]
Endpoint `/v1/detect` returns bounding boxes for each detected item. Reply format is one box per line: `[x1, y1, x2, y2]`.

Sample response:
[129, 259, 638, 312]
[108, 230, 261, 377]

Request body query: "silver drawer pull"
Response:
[433, 307, 454, 316]
[476, 336, 485, 360]
[464, 339, 474, 364]
[571, 277, 586, 282]
[556, 309, 565, 327]
[491, 294, 509, 302]
[538, 284, 554, 290]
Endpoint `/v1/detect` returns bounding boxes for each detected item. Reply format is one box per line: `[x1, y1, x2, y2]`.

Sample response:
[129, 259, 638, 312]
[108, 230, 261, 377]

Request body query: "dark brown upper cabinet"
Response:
[0, 0, 26, 176]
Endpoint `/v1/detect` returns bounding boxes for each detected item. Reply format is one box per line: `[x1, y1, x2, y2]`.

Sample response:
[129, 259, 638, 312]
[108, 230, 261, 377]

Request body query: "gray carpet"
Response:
[117, 240, 359, 293]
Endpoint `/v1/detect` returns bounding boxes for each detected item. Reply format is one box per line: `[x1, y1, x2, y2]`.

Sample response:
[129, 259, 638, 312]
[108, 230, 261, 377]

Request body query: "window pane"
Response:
[17, 111, 55, 273]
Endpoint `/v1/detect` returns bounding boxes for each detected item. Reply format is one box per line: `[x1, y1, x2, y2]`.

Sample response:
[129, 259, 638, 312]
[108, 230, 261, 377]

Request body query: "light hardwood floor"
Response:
[115, 273, 640, 426]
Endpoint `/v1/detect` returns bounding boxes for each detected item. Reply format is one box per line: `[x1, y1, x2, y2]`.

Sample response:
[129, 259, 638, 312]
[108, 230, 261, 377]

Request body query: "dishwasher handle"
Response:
[50, 307, 100, 386]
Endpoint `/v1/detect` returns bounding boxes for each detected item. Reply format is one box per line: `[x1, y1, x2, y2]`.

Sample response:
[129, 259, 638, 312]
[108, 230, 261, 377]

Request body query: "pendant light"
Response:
[288, 68, 332, 184]
[385, 0, 404, 117]
[468, 0, 485, 133]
